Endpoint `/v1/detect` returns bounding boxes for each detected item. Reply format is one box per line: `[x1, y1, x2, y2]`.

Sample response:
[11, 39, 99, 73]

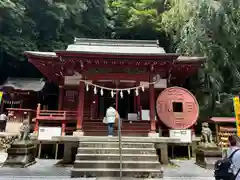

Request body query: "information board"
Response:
[38, 127, 62, 140]
[233, 96, 240, 136]
[169, 129, 192, 143]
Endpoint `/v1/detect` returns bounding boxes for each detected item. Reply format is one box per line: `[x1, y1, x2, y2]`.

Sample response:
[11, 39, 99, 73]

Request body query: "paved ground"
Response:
[0, 152, 214, 179]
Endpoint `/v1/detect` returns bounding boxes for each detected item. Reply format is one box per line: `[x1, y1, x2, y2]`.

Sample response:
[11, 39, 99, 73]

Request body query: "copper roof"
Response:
[24, 38, 206, 63]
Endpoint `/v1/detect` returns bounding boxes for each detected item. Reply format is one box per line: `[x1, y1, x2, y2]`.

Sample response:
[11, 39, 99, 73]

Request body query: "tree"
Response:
[161, 0, 240, 118]
[0, 0, 111, 78]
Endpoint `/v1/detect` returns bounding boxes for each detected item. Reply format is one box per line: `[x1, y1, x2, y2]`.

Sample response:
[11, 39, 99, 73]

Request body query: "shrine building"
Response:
[23, 38, 205, 137]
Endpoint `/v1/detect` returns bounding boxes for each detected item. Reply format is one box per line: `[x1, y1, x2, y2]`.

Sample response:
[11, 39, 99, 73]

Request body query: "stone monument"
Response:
[195, 122, 222, 168]
[4, 119, 36, 167]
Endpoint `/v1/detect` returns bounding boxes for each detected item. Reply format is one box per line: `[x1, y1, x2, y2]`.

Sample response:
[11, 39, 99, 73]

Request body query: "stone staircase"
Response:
[71, 140, 163, 178]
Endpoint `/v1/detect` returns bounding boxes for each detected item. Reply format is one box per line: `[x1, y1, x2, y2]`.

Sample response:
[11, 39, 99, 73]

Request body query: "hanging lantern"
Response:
[111, 90, 114, 98]
[86, 83, 89, 91]
[135, 88, 139, 96]
[120, 91, 123, 98]
[141, 86, 145, 92]
[100, 89, 104, 96]
[127, 89, 131, 94]
[94, 86, 97, 94]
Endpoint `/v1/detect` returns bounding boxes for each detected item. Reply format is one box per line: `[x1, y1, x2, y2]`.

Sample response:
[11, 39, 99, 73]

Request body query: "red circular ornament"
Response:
[156, 86, 199, 129]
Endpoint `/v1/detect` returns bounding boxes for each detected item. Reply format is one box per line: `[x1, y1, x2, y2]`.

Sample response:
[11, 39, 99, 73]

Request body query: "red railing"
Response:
[36, 110, 77, 120]
[35, 104, 77, 135]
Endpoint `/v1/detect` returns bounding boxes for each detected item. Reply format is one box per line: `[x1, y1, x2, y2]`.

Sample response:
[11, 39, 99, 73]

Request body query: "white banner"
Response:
[38, 127, 62, 140]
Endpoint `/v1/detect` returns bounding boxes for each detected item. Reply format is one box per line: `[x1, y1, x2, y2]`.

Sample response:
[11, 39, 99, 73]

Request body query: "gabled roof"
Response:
[66, 38, 166, 55]
[0, 78, 46, 92]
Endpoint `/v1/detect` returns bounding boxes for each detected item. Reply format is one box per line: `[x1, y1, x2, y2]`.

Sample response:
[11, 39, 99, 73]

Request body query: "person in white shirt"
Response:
[105, 104, 119, 137]
[0, 112, 8, 132]
[226, 135, 240, 180]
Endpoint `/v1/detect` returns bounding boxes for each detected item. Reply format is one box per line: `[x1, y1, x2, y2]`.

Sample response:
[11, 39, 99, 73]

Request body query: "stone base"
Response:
[73, 130, 84, 137]
[195, 146, 222, 169]
[3, 142, 36, 168]
[148, 132, 158, 138]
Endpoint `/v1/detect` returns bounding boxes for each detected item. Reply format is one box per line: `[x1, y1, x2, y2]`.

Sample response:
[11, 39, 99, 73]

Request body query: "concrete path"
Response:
[0, 152, 214, 179]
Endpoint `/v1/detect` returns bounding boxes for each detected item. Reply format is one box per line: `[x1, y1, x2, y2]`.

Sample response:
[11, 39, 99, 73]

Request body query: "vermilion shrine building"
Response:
[24, 38, 204, 137]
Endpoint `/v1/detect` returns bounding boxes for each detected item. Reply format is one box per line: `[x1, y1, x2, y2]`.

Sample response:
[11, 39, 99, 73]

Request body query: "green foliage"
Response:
[161, 0, 240, 118]
[0, 0, 239, 119]
[0, 0, 111, 65]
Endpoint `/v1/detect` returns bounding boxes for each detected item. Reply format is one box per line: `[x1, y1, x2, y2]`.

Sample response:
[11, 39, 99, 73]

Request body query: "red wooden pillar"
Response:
[58, 85, 64, 110]
[76, 82, 85, 130]
[149, 78, 156, 133]
[35, 103, 41, 133]
[191, 125, 196, 137]
[136, 81, 141, 114]
[93, 94, 98, 119]
[62, 119, 66, 136]
[134, 96, 137, 112]
[115, 91, 119, 111]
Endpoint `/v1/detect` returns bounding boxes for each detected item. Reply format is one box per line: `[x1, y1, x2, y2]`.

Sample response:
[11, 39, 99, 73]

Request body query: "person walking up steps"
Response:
[104, 104, 119, 137]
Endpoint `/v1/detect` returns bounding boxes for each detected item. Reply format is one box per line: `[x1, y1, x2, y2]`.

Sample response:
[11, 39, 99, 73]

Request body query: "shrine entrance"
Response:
[98, 89, 135, 119]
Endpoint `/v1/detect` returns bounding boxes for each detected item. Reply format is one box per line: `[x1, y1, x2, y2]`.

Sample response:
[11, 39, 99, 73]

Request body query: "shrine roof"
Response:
[24, 39, 206, 64]
[24, 51, 57, 58]
[0, 78, 46, 92]
[64, 38, 166, 55]
[176, 56, 206, 63]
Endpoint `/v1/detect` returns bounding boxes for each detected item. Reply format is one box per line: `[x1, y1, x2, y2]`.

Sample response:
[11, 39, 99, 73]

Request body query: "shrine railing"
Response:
[36, 110, 77, 120]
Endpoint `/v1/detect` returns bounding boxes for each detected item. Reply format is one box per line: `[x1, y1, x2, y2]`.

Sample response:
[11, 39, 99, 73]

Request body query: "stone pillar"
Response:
[155, 143, 168, 164]
[58, 85, 64, 110]
[73, 81, 84, 137]
[60, 142, 79, 164]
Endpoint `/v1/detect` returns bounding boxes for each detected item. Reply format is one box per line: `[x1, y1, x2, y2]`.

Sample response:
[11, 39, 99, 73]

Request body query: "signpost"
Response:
[115, 90, 122, 179]
[233, 96, 240, 136]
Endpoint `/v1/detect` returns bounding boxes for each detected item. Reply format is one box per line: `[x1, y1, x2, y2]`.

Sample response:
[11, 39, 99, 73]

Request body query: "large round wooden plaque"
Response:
[156, 87, 199, 129]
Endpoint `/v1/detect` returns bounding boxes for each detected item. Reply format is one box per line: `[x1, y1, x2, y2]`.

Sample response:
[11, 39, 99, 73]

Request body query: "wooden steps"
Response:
[82, 120, 150, 136]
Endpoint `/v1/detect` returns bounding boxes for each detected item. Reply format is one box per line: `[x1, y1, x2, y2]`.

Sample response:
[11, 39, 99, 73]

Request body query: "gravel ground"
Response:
[0, 152, 214, 180]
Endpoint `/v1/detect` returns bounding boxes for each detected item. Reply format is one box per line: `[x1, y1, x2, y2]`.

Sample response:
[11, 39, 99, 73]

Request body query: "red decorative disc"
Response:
[156, 87, 199, 129]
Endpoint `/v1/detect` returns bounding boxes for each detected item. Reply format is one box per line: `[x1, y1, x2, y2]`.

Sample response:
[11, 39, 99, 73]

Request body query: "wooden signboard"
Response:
[169, 129, 192, 143]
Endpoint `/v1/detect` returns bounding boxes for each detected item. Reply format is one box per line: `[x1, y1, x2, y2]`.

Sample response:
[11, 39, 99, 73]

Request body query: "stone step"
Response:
[76, 154, 158, 161]
[83, 132, 148, 137]
[73, 160, 161, 169]
[79, 142, 154, 148]
[71, 168, 163, 178]
[83, 126, 150, 130]
[77, 148, 156, 155]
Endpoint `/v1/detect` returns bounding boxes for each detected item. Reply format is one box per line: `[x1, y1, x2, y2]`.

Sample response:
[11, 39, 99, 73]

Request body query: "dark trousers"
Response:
[0, 121, 6, 132]
[108, 123, 114, 136]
